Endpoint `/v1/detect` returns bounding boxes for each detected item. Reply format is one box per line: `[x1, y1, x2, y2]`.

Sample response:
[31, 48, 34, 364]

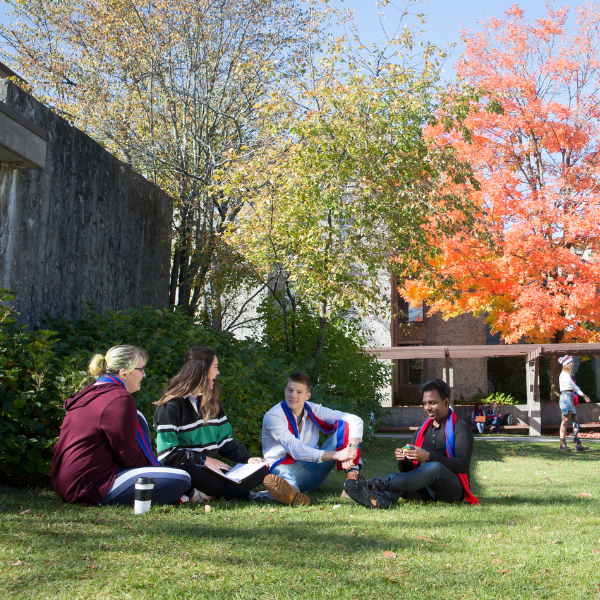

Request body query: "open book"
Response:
[202, 461, 267, 484]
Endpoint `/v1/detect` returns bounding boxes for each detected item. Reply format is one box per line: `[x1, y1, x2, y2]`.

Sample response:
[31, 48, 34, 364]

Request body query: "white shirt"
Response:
[559, 371, 584, 395]
[262, 401, 363, 465]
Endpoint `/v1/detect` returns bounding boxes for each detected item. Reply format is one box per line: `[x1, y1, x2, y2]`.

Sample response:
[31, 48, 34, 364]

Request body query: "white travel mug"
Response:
[134, 477, 154, 514]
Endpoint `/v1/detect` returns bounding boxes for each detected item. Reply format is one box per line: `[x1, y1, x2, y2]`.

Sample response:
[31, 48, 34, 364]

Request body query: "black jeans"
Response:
[179, 463, 269, 500]
[380, 462, 464, 504]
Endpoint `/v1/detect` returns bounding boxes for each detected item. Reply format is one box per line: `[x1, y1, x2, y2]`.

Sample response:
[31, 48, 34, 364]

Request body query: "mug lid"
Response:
[135, 477, 155, 485]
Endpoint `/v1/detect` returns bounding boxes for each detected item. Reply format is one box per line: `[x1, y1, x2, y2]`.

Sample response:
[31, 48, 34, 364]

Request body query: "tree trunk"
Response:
[315, 299, 328, 358]
[550, 330, 565, 402]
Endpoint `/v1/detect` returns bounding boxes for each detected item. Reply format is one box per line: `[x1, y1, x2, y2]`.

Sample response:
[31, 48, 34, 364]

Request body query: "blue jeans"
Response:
[380, 462, 464, 504]
[474, 422, 485, 434]
[487, 417, 501, 433]
[271, 433, 351, 493]
[559, 391, 575, 416]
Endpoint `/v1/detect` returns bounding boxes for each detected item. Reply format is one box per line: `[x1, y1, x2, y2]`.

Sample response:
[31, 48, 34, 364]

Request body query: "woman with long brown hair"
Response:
[153, 347, 268, 500]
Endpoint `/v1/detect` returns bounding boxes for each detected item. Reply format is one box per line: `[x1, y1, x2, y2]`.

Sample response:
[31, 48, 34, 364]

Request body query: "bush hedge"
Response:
[0, 291, 386, 483]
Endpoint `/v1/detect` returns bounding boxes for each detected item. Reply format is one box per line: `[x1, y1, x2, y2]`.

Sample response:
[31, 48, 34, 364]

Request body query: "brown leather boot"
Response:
[341, 470, 360, 499]
[574, 443, 589, 451]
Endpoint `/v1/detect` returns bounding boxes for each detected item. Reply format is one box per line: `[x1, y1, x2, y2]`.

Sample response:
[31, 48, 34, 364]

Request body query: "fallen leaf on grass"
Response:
[269, 508, 276, 513]
[552, 540, 561, 544]
[204, 505, 211, 513]
[446, 564, 451, 568]
[416, 536, 437, 543]
[11, 560, 22, 566]
[491, 559, 501, 563]
[508, 521, 515, 525]
[499, 569, 508, 574]
[332, 504, 341, 510]
[19, 509, 30, 515]
[591, 549, 599, 553]
[386, 578, 400, 584]
[320, 507, 326, 511]
[190, 574, 196, 581]
[382, 551, 397, 559]
[122, 526, 132, 530]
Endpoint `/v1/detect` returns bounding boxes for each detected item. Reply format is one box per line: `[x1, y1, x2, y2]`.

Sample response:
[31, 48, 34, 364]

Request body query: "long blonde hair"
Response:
[563, 362, 574, 375]
[154, 347, 220, 421]
[89, 345, 148, 377]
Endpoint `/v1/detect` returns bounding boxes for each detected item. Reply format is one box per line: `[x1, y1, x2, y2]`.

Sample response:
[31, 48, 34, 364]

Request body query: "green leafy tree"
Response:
[225, 3, 477, 357]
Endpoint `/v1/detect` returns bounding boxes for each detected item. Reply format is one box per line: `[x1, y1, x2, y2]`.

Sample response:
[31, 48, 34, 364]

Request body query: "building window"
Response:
[408, 358, 423, 384]
[398, 298, 424, 323]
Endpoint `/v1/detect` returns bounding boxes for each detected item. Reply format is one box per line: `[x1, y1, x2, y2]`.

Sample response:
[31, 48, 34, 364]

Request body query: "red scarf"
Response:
[413, 410, 479, 505]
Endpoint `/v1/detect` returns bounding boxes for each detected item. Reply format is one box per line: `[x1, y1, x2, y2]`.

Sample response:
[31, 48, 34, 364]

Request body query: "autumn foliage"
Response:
[403, 2, 600, 344]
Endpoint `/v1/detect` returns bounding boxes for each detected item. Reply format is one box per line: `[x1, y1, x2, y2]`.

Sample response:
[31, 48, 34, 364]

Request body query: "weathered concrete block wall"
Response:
[0, 81, 172, 325]
[425, 312, 488, 401]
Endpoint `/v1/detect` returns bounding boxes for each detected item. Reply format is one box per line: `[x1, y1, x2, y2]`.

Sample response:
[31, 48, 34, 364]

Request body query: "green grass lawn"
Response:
[1, 439, 600, 600]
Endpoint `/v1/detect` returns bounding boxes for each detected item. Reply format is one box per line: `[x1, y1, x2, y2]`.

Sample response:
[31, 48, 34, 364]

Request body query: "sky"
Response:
[332, 0, 589, 78]
[0, 0, 591, 79]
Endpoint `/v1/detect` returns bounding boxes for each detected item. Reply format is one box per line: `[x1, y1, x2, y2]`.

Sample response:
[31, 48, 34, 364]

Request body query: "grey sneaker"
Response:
[343, 479, 391, 509]
[252, 490, 276, 503]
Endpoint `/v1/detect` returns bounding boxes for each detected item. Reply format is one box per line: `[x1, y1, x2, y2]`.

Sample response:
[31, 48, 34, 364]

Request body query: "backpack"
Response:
[503, 413, 514, 426]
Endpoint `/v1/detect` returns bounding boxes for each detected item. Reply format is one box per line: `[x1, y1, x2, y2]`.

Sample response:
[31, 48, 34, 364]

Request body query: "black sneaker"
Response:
[343, 479, 391, 509]
[368, 477, 386, 492]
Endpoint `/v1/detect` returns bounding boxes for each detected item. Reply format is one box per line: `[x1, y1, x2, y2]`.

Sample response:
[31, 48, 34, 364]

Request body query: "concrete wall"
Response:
[0, 81, 172, 325]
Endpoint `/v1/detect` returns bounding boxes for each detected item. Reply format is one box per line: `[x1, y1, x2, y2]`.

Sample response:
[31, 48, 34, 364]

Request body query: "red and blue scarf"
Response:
[413, 409, 478, 505]
[571, 375, 579, 406]
[270, 401, 360, 472]
[97, 375, 160, 466]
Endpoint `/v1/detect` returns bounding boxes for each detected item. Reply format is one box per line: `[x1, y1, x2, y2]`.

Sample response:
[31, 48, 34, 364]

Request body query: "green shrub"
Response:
[0, 291, 88, 482]
[575, 357, 597, 402]
[456, 389, 518, 405]
[1, 291, 387, 482]
[258, 301, 389, 433]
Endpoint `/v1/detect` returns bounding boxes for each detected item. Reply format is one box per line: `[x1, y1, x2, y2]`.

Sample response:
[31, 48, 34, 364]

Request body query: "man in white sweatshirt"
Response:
[261, 371, 362, 506]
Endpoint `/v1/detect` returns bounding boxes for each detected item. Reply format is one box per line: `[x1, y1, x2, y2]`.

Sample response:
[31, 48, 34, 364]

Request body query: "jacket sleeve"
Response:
[101, 394, 149, 468]
[153, 401, 200, 467]
[217, 408, 251, 463]
[426, 420, 473, 475]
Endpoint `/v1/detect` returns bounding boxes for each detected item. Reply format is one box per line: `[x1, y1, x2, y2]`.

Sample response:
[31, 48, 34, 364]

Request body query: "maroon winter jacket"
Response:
[51, 382, 149, 505]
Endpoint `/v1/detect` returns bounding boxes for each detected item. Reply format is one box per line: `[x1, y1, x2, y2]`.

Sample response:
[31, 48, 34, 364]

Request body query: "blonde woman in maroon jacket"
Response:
[51, 345, 192, 506]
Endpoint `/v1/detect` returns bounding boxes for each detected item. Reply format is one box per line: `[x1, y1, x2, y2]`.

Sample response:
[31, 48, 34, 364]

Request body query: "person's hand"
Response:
[335, 446, 357, 463]
[584, 395, 591, 403]
[394, 447, 406, 461]
[204, 457, 231, 472]
[248, 457, 266, 464]
[340, 458, 356, 470]
[403, 447, 430, 463]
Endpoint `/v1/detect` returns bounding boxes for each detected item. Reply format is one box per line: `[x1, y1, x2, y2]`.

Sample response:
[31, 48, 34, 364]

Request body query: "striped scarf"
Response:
[413, 409, 478, 505]
[270, 401, 360, 472]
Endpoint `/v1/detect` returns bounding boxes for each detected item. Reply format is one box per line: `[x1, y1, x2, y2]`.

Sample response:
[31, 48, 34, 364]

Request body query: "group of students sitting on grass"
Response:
[57, 343, 541, 510]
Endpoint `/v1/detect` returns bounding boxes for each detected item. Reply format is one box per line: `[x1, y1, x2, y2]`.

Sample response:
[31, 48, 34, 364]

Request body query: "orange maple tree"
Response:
[402, 2, 600, 349]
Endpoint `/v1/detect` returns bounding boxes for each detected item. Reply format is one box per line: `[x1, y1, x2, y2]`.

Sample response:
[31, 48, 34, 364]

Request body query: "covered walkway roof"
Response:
[365, 343, 600, 363]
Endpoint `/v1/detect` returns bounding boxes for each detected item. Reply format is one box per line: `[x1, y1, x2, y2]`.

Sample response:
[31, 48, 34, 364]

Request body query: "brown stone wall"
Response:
[424, 312, 488, 401]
